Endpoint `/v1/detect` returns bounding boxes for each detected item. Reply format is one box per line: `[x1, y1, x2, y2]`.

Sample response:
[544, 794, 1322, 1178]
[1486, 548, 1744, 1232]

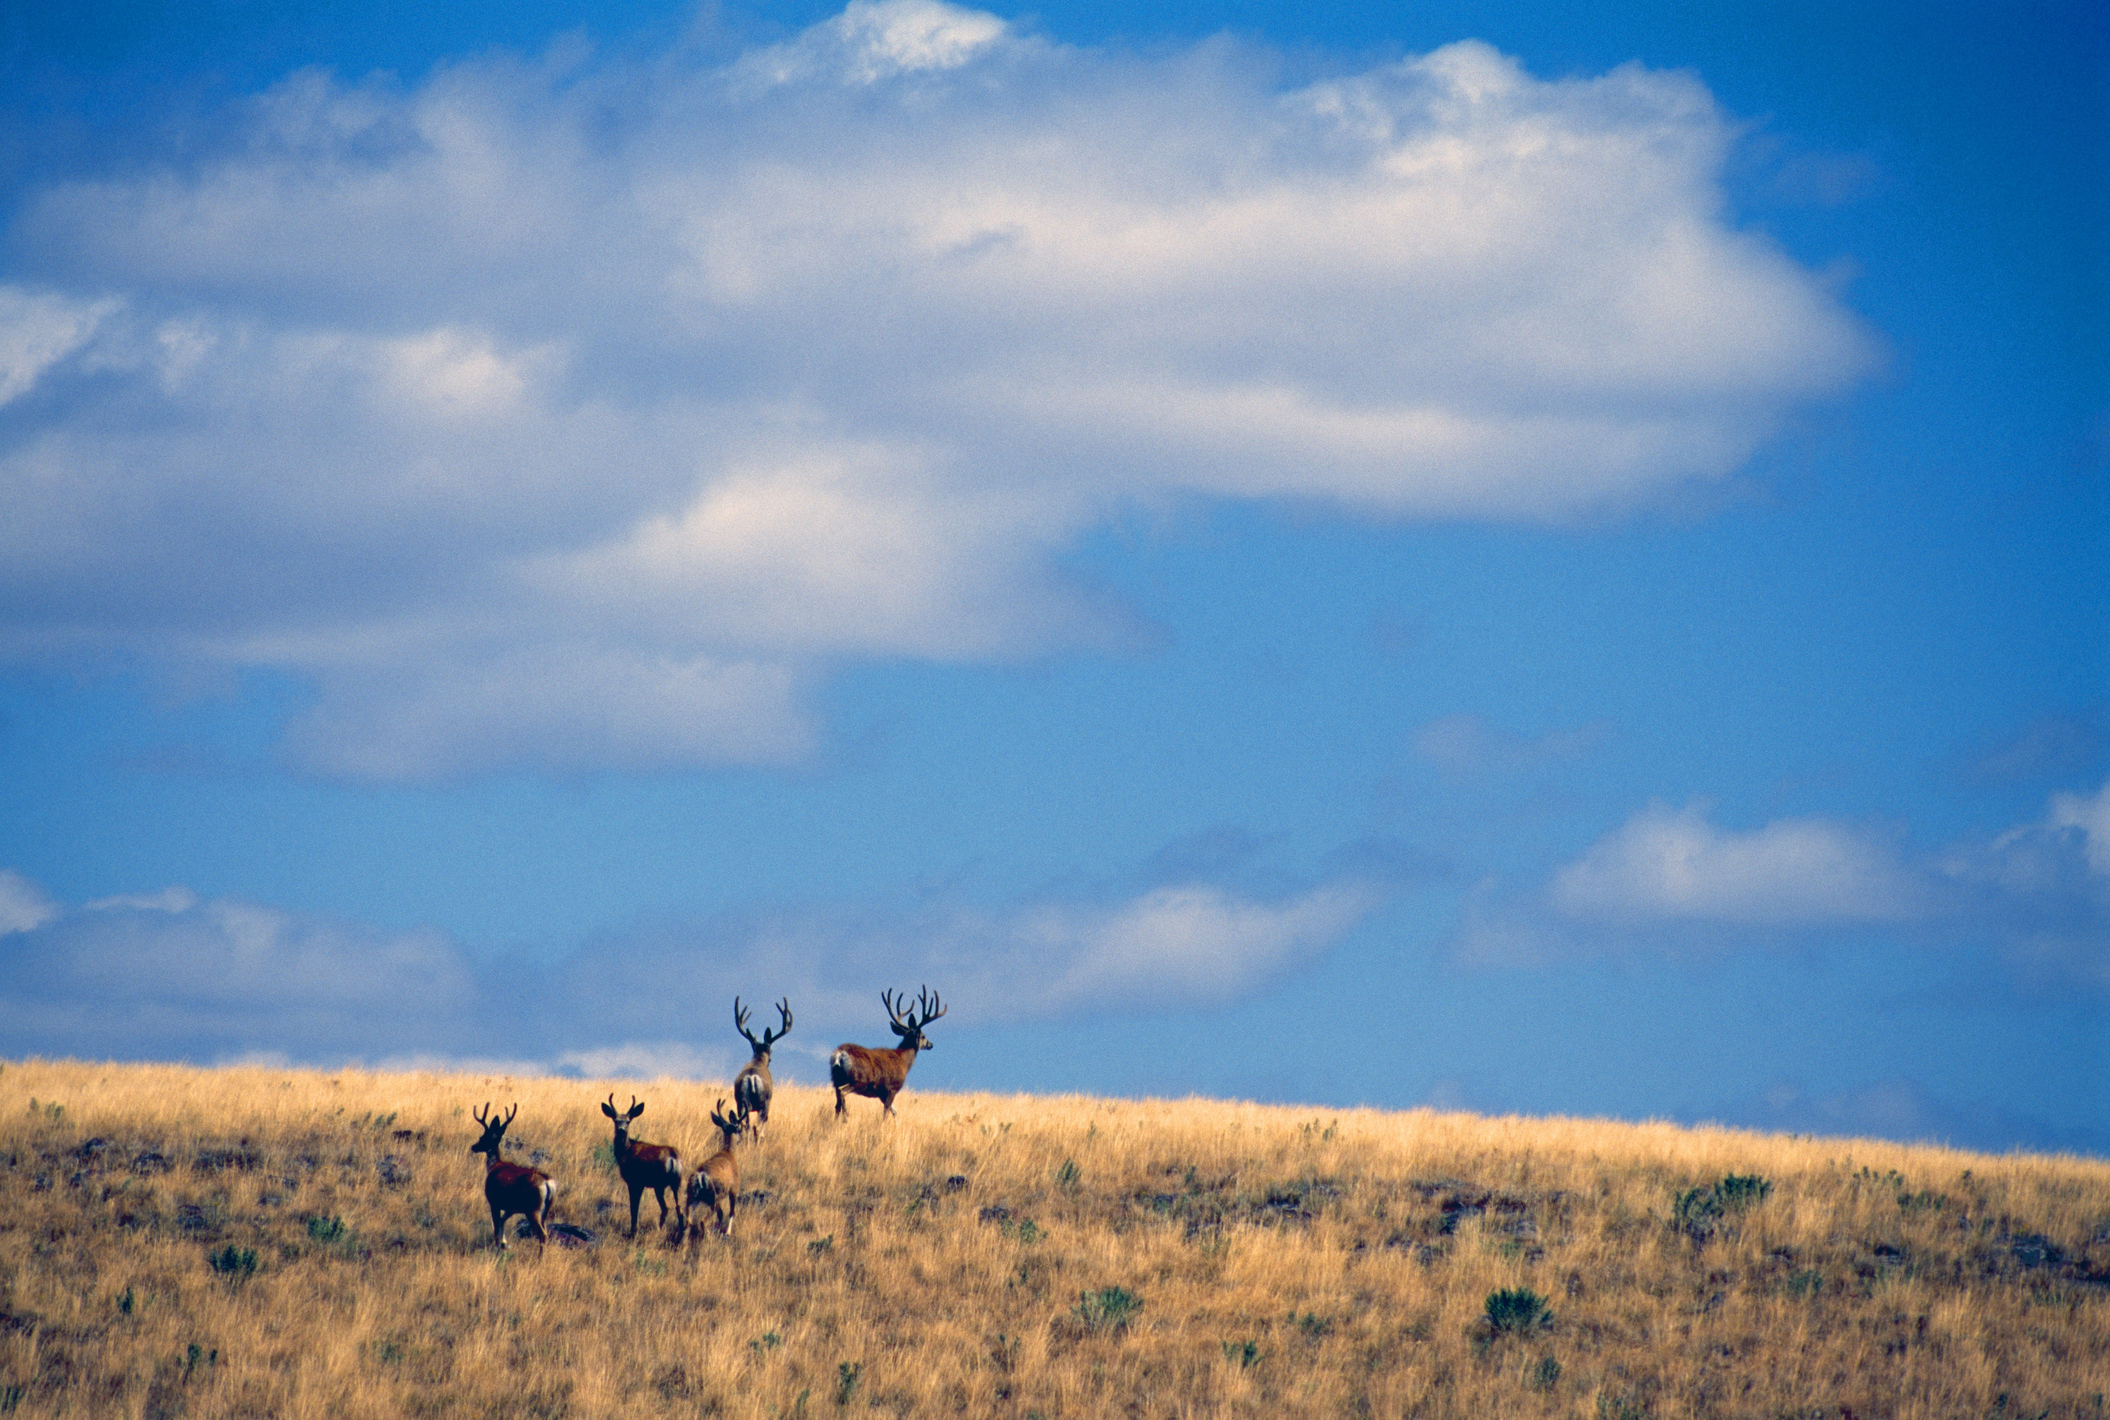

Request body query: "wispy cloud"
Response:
[0, 2, 1875, 781]
[0, 288, 117, 407]
[0, 869, 60, 934]
[1938, 778, 2110, 991]
[1412, 713, 1609, 778]
[0, 887, 478, 1062]
[0, 858, 1386, 1067]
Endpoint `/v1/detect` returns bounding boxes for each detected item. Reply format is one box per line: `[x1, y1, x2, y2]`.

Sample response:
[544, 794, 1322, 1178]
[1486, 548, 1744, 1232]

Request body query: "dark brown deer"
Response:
[683, 1099, 745, 1238]
[600, 1094, 687, 1238]
[732, 996, 793, 1140]
[469, 1102, 557, 1248]
[829, 985, 946, 1119]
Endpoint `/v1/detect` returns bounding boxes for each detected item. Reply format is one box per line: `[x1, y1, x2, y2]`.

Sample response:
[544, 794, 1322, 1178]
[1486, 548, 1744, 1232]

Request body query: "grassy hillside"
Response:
[1, 1059, 2105, 1419]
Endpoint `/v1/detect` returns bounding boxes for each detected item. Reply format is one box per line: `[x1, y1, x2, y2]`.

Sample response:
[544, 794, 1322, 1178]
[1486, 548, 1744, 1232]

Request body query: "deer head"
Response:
[600, 1094, 646, 1142]
[884, 985, 947, 1051]
[710, 1099, 746, 1147]
[734, 996, 794, 1060]
[469, 1101, 518, 1158]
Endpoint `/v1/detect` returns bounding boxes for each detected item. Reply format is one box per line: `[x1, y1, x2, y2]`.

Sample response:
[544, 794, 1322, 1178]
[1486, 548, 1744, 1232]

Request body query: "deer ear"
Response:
[601, 1102, 618, 1119]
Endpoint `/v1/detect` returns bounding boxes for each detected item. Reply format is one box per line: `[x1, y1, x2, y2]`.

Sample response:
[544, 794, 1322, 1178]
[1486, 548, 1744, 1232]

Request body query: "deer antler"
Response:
[881, 979, 949, 1025]
[736, 996, 792, 1049]
[473, 1102, 491, 1126]
[883, 984, 947, 1029]
[915, 986, 946, 1026]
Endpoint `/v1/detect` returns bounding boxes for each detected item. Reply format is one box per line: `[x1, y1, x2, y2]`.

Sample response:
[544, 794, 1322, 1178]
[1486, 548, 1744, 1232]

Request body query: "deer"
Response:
[600, 1094, 687, 1238]
[683, 1099, 746, 1238]
[829, 985, 946, 1119]
[469, 1102, 558, 1248]
[732, 996, 793, 1140]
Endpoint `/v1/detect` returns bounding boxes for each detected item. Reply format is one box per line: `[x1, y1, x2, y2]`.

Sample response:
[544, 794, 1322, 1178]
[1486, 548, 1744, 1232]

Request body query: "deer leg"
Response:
[627, 1183, 644, 1237]
[834, 1084, 848, 1117]
[490, 1203, 508, 1248]
[880, 1086, 897, 1117]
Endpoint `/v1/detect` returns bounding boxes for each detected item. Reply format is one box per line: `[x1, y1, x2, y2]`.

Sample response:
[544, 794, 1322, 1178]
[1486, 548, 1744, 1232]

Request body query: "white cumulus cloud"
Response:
[925, 881, 1380, 1017]
[0, 3, 1875, 780]
[1549, 802, 1928, 926]
[1456, 781, 2109, 990]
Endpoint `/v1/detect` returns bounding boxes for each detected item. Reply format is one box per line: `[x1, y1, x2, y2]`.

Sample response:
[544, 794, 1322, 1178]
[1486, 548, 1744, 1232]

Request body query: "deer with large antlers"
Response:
[600, 1094, 687, 1238]
[683, 1099, 746, 1238]
[732, 996, 793, 1140]
[469, 1102, 558, 1248]
[829, 985, 947, 1119]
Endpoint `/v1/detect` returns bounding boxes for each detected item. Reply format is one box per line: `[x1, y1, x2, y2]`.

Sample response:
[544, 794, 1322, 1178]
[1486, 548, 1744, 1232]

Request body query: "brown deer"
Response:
[683, 1099, 746, 1238]
[732, 996, 793, 1140]
[469, 1102, 558, 1248]
[600, 1094, 687, 1238]
[830, 985, 946, 1119]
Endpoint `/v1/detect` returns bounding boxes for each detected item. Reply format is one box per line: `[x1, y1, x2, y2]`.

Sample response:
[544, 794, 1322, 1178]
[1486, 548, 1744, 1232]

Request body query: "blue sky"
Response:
[1, 0, 2102, 1153]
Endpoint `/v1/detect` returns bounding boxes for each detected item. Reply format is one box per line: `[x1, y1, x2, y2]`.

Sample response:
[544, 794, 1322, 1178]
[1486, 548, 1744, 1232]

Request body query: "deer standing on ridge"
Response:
[683, 1099, 746, 1237]
[601, 1094, 687, 1238]
[733, 996, 793, 1140]
[830, 986, 946, 1119]
[469, 1102, 557, 1248]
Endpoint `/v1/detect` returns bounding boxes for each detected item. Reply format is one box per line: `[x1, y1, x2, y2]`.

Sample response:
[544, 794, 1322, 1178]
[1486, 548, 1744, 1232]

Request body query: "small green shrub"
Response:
[1223, 1339, 1261, 1368]
[207, 1245, 258, 1279]
[1531, 1355, 1563, 1391]
[834, 1361, 860, 1406]
[1715, 1174, 1772, 1208]
[1676, 1174, 1772, 1240]
[1484, 1287, 1552, 1336]
[1075, 1286, 1144, 1331]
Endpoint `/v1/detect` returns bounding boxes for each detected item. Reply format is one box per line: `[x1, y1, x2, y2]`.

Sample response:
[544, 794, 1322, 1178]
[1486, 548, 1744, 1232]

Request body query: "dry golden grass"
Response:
[1, 1058, 2106, 1419]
